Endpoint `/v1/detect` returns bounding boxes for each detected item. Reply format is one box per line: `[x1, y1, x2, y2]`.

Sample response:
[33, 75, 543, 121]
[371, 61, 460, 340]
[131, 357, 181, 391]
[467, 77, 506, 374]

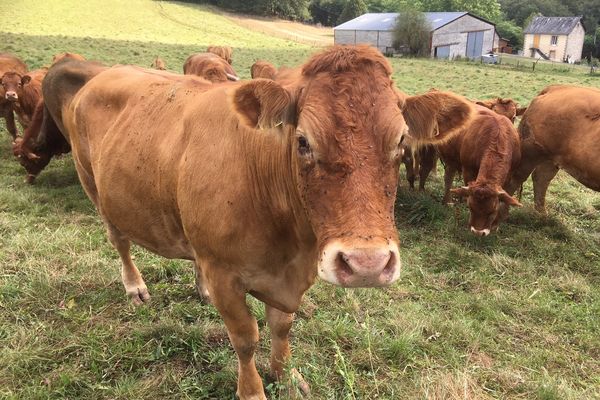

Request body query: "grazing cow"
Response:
[57, 46, 473, 399]
[0, 53, 28, 139]
[12, 59, 106, 183]
[251, 60, 277, 80]
[207, 45, 233, 64]
[439, 105, 522, 235]
[505, 85, 600, 213]
[183, 52, 239, 83]
[1, 68, 47, 129]
[476, 97, 527, 122]
[51, 52, 86, 64]
[151, 56, 166, 70]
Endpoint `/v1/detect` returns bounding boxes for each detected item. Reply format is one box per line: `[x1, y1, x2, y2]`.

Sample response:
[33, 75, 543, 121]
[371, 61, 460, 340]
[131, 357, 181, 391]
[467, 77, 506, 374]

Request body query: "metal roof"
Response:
[524, 16, 583, 35]
[334, 12, 471, 32]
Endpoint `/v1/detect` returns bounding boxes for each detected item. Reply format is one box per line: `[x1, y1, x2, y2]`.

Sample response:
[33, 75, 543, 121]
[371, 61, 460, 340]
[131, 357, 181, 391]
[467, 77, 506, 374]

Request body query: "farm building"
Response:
[523, 16, 585, 62]
[334, 12, 496, 59]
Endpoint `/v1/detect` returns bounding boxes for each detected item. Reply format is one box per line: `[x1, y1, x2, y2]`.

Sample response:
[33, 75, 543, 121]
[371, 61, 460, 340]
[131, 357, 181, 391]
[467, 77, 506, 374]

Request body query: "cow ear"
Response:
[475, 100, 493, 109]
[451, 186, 470, 198]
[403, 91, 474, 143]
[498, 190, 522, 207]
[21, 75, 31, 85]
[232, 79, 292, 130]
[516, 107, 527, 116]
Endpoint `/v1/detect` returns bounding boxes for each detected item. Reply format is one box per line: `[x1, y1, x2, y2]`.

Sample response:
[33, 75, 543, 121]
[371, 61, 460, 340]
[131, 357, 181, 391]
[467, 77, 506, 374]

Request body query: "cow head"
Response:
[476, 98, 520, 122]
[451, 183, 522, 236]
[1, 72, 29, 102]
[232, 45, 473, 287]
[200, 58, 238, 83]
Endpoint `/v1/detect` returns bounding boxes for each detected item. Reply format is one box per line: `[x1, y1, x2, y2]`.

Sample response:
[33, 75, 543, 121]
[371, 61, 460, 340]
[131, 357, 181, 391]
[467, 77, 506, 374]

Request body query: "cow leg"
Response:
[206, 271, 264, 400]
[418, 146, 436, 191]
[403, 157, 415, 190]
[193, 261, 210, 300]
[532, 160, 559, 214]
[266, 305, 310, 397]
[4, 109, 18, 140]
[105, 222, 150, 305]
[443, 164, 457, 204]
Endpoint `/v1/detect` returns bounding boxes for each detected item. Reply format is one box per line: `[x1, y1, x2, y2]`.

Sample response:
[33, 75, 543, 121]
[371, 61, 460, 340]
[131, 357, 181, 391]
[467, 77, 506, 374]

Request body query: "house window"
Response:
[551, 35, 558, 45]
[549, 50, 556, 60]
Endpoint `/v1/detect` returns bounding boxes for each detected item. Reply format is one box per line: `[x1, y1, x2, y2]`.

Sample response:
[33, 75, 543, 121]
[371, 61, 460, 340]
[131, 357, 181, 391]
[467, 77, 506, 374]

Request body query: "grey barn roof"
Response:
[334, 12, 473, 32]
[524, 16, 583, 35]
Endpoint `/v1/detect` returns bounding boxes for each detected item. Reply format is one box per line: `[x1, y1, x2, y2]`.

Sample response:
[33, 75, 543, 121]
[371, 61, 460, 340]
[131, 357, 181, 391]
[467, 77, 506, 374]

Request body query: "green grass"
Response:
[1, 1, 600, 399]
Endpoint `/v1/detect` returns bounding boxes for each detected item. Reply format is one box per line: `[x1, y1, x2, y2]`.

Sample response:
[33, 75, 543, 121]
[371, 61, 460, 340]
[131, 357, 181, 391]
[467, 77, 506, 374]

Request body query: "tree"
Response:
[337, 0, 368, 25]
[392, 8, 431, 56]
[496, 20, 523, 49]
[310, 0, 346, 25]
[421, 0, 502, 22]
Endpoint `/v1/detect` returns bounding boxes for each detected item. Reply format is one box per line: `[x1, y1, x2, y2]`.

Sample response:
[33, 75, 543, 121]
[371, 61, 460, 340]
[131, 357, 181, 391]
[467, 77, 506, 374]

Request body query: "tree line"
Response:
[182, 0, 600, 59]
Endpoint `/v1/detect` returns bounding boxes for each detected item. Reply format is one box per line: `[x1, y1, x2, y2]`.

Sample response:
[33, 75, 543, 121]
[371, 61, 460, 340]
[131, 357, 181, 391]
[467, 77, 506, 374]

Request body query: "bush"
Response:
[392, 8, 431, 57]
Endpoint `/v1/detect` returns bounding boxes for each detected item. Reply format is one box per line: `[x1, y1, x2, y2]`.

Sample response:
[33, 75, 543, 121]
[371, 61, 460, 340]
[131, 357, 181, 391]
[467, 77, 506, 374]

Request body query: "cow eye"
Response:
[297, 135, 310, 155]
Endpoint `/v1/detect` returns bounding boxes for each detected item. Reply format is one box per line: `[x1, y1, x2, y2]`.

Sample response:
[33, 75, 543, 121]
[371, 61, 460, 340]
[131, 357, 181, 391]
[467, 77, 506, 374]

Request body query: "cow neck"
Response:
[475, 123, 513, 187]
[243, 126, 314, 243]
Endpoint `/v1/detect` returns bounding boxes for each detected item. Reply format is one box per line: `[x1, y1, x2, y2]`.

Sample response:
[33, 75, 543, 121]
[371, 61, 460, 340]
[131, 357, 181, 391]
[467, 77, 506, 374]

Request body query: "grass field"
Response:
[1, 1, 600, 399]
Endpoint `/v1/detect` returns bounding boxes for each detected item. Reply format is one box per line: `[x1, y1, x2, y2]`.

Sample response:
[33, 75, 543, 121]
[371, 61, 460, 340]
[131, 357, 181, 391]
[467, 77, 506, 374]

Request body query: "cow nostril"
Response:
[335, 252, 354, 279]
[382, 251, 396, 278]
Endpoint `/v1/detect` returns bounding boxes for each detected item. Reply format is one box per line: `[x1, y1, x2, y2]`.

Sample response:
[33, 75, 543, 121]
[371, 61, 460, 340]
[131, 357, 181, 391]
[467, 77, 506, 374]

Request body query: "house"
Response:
[523, 16, 585, 62]
[334, 12, 496, 59]
[494, 32, 513, 54]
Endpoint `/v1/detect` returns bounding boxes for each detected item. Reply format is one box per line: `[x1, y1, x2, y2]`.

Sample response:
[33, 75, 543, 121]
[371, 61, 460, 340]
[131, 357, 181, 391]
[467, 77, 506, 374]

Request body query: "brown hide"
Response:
[183, 52, 238, 82]
[52, 52, 86, 64]
[0, 53, 27, 139]
[251, 60, 277, 79]
[439, 105, 522, 235]
[475, 97, 520, 122]
[207, 45, 233, 64]
[507, 85, 600, 213]
[61, 46, 474, 399]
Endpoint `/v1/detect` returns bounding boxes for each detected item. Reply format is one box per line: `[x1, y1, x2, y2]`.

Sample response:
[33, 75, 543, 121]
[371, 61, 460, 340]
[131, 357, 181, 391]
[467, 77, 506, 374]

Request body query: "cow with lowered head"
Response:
[183, 52, 239, 83]
[56, 45, 473, 399]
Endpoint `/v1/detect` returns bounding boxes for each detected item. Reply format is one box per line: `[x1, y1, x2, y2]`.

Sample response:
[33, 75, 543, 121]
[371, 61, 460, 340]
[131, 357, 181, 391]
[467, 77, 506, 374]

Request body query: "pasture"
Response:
[1, 1, 599, 399]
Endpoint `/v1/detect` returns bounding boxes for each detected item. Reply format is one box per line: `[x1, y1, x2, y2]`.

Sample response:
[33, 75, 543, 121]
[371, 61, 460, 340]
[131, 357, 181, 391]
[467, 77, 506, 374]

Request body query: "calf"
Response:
[0, 53, 28, 139]
[1, 68, 47, 129]
[183, 52, 238, 83]
[56, 45, 474, 399]
[476, 97, 527, 122]
[251, 60, 277, 79]
[52, 52, 86, 64]
[151, 56, 166, 70]
[441, 105, 522, 235]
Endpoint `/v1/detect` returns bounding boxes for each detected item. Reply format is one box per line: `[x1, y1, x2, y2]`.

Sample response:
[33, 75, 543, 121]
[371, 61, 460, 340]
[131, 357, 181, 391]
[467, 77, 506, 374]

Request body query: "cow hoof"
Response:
[287, 369, 310, 398]
[25, 174, 36, 184]
[127, 286, 151, 305]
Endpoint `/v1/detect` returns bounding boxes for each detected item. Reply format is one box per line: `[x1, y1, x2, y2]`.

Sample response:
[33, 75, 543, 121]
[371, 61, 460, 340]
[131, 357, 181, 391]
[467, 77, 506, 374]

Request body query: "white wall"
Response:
[565, 22, 585, 62]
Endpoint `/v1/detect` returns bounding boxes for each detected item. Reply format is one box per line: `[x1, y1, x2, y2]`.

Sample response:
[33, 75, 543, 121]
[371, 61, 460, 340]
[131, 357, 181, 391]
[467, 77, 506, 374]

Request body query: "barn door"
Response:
[466, 31, 484, 59]
[435, 45, 450, 59]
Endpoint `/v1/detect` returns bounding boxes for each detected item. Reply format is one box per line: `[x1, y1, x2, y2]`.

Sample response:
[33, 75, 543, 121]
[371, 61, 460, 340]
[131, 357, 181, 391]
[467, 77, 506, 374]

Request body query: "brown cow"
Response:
[476, 97, 527, 122]
[0, 53, 27, 139]
[207, 45, 233, 64]
[183, 52, 239, 83]
[506, 85, 600, 213]
[57, 46, 473, 399]
[51, 52, 86, 64]
[12, 58, 106, 183]
[439, 105, 522, 235]
[151, 56, 166, 70]
[251, 60, 277, 80]
[1, 68, 47, 129]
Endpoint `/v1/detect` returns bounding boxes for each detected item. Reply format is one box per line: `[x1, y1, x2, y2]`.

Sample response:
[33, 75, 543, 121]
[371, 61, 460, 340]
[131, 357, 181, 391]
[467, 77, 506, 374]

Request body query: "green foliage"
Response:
[496, 19, 523, 49]
[309, 0, 346, 25]
[337, 0, 368, 24]
[392, 8, 431, 56]
[366, 0, 418, 12]
[421, 0, 502, 22]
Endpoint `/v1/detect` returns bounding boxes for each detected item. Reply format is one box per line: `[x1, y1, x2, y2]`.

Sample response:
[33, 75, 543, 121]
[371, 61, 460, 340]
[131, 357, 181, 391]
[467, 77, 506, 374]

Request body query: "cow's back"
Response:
[520, 85, 600, 190]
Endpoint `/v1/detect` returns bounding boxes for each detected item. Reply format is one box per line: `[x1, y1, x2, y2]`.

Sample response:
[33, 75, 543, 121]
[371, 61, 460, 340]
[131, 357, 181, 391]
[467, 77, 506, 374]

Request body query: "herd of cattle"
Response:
[1, 45, 599, 398]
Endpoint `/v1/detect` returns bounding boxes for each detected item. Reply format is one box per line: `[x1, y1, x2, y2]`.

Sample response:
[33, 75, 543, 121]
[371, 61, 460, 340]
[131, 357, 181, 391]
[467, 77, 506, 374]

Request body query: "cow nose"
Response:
[5, 91, 17, 100]
[333, 247, 398, 287]
[470, 226, 490, 237]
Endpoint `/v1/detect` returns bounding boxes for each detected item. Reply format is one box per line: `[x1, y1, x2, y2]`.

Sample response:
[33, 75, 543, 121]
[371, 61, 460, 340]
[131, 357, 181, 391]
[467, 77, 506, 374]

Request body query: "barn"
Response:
[334, 12, 497, 59]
